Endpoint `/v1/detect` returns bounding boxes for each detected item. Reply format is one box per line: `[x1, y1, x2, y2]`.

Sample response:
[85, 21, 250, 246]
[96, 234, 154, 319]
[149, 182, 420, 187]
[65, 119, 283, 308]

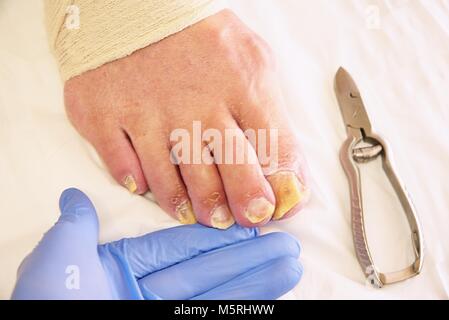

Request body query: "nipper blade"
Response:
[334, 67, 372, 134]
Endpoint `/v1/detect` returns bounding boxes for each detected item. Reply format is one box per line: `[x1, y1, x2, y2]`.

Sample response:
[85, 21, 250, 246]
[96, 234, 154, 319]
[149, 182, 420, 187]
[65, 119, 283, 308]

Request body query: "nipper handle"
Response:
[340, 132, 424, 288]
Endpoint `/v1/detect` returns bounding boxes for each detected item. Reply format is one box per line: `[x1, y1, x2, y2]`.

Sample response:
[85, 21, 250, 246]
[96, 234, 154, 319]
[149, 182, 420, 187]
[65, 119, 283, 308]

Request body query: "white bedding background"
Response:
[1, 0, 448, 299]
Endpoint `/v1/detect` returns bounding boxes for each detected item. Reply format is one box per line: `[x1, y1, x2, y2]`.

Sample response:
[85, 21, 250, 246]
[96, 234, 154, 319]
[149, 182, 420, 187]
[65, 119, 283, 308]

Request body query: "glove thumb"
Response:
[56, 188, 99, 243]
[11, 189, 103, 299]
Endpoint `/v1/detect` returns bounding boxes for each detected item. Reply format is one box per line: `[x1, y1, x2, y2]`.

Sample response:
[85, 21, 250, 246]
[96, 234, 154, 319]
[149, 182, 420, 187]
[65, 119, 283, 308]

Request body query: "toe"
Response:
[210, 119, 276, 227]
[232, 90, 311, 220]
[179, 162, 234, 229]
[90, 128, 148, 194]
[131, 131, 196, 225]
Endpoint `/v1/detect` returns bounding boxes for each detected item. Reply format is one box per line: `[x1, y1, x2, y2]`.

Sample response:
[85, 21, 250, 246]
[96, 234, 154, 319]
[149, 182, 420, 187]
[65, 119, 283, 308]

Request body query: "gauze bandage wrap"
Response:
[44, 0, 224, 81]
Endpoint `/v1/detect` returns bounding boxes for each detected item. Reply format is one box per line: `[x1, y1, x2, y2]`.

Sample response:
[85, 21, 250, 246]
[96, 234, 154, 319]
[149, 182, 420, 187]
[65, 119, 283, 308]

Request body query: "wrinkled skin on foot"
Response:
[64, 9, 310, 229]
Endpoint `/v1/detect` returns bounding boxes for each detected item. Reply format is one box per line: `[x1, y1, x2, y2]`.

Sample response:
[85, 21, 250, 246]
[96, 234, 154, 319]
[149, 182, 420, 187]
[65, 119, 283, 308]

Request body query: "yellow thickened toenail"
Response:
[211, 205, 235, 230]
[244, 197, 275, 224]
[123, 175, 137, 194]
[176, 201, 197, 225]
[268, 171, 309, 220]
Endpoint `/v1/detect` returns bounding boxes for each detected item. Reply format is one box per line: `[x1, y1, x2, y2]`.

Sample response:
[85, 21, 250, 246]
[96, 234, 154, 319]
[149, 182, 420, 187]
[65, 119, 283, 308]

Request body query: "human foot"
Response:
[64, 9, 310, 228]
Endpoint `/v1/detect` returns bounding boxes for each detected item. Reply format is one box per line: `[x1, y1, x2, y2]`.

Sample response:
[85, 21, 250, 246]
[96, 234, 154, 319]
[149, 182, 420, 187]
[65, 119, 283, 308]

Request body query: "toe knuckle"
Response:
[246, 34, 275, 69]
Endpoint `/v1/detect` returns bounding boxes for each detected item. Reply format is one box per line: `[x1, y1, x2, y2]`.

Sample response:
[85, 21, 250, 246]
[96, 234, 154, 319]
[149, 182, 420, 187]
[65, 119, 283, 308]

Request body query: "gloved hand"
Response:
[12, 188, 303, 300]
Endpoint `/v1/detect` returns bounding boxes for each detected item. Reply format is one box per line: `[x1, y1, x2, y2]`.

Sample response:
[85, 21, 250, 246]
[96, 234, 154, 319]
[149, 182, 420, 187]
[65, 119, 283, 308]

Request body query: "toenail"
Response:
[176, 200, 197, 225]
[267, 171, 310, 220]
[123, 175, 137, 193]
[244, 197, 275, 224]
[210, 205, 235, 230]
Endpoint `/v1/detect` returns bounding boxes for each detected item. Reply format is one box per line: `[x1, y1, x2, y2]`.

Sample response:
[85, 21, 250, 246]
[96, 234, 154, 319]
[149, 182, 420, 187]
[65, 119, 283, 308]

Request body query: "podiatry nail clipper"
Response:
[334, 67, 424, 288]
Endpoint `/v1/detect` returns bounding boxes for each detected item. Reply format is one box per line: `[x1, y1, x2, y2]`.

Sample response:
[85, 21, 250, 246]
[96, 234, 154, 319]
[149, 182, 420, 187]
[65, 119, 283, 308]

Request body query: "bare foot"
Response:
[64, 10, 310, 229]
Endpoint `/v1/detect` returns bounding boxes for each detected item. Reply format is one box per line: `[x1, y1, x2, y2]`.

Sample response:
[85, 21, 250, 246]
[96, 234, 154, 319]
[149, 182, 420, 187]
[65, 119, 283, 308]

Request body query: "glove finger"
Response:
[138, 232, 300, 300]
[104, 224, 258, 279]
[193, 257, 302, 300]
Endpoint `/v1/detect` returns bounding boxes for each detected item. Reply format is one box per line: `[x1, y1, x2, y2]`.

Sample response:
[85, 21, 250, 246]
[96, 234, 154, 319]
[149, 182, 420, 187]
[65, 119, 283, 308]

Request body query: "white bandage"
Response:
[44, 0, 224, 81]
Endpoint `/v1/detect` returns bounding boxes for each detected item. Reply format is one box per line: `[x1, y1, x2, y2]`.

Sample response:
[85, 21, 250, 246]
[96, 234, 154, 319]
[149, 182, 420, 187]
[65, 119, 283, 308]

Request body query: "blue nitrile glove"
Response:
[11, 188, 302, 300]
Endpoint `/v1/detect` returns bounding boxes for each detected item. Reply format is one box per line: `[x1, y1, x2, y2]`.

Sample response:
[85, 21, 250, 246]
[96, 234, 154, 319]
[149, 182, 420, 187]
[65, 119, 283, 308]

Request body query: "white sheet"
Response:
[1, 0, 448, 299]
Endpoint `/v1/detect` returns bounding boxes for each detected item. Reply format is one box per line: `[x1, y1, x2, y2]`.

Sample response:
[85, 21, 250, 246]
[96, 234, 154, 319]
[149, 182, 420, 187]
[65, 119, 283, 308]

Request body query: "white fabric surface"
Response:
[1, 0, 448, 299]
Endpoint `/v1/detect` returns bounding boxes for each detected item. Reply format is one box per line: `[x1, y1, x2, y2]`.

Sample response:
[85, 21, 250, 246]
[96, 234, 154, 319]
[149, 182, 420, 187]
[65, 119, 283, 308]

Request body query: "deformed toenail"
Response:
[244, 197, 274, 224]
[123, 175, 137, 193]
[267, 171, 310, 220]
[211, 205, 235, 230]
[176, 200, 197, 225]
